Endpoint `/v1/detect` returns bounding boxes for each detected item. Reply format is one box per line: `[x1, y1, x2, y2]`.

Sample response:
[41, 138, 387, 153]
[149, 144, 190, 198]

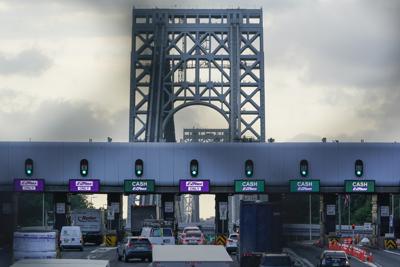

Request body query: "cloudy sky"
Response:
[1, 0, 399, 142]
[1, 0, 399, 217]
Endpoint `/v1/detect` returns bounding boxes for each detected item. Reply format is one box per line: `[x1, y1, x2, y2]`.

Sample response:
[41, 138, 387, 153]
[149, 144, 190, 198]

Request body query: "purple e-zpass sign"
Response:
[14, 179, 45, 192]
[69, 179, 100, 193]
[179, 180, 210, 193]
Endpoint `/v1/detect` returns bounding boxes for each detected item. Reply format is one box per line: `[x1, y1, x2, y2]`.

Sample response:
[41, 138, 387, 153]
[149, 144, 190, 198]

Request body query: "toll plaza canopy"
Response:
[0, 142, 399, 193]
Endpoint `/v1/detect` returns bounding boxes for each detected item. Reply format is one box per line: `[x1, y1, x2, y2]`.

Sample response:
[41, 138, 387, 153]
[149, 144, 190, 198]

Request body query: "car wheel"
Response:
[123, 251, 128, 262]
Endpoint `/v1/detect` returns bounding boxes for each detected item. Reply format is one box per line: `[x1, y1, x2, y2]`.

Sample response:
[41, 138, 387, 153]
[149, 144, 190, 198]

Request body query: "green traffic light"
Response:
[27, 170, 32, 174]
[82, 170, 87, 175]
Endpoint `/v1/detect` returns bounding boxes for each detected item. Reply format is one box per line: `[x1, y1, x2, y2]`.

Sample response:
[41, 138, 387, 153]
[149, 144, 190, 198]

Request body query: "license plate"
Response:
[164, 239, 170, 243]
[332, 264, 339, 266]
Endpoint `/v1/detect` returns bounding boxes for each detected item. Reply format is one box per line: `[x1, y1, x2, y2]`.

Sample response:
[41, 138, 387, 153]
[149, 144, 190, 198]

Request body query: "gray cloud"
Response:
[0, 93, 128, 142]
[0, 49, 52, 76]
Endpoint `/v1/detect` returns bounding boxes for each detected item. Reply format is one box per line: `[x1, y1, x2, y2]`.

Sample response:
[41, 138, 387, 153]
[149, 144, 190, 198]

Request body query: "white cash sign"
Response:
[297, 181, 313, 191]
[131, 181, 148, 191]
[352, 181, 368, 191]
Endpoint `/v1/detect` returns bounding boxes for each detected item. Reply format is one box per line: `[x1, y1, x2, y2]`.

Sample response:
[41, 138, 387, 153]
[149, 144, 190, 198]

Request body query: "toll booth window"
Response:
[151, 228, 161, 237]
[162, 228, 173, 237]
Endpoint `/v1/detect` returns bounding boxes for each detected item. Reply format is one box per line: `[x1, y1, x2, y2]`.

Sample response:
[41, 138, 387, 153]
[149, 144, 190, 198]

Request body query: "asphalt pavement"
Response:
[288, 242, 372, 267]
[368, 248, 400, 267]
[61, 244, 240, 267]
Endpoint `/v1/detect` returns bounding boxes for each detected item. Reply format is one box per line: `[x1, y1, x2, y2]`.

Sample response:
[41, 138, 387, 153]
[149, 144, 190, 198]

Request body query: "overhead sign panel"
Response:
[345, 180, 375, 193]
[14, 179, 45, 192]
[234, 180, 265, 193]
[290, 180, 320, 193]
[69, 179, 100, 193]
[124, 179, 155, 193]
[179, 180, 210, 193]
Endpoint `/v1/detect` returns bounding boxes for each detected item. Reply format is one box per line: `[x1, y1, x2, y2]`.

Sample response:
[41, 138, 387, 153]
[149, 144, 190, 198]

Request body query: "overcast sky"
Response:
[1, 0, 399, 143]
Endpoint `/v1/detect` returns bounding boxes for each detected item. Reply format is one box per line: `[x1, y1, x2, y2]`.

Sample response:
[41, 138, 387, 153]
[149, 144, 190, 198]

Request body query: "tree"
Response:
[17, 193, 94, 227]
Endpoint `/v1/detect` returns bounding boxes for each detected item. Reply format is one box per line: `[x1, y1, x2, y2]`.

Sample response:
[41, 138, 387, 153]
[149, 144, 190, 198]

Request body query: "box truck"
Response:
[130, 205, 159, 236]
[71, 209, 105, 245]
[238, 201, 283, 267]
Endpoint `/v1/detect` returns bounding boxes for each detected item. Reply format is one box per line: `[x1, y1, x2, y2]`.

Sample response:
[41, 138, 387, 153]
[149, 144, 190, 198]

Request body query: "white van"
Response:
[141, 227, 175, 245]
[60, 226, 83, 251]
[10, 259, 110, 267]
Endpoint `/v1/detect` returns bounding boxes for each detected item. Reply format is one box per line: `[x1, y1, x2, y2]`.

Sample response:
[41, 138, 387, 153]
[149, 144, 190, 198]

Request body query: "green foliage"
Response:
[17, 193, 94, 227]
[70, 194, 94, 209]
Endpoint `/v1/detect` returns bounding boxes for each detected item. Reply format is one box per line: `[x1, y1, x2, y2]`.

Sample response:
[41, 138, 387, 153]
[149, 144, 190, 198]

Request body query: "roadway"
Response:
[61, 244, 240, 267]
[289, 242, 373, 267]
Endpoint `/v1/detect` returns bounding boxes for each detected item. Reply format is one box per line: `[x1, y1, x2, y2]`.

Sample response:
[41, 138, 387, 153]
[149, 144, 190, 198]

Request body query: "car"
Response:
[140, 227, 175, 245]
[9, 259, 110, 267]
[225, 233, 239, 254]
[259, 254, 294, 267]
[59, 226, 83, 251]
[317, 250, 351, 267]
[117, 236, 152, 262]
[181, 230, 205, 245]
[179, 226, 201, 244]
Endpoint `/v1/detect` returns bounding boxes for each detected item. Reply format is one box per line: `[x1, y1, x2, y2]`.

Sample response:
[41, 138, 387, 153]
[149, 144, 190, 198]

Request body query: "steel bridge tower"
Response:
[129, 8, 265, 142]
[128, 8, 265, 229]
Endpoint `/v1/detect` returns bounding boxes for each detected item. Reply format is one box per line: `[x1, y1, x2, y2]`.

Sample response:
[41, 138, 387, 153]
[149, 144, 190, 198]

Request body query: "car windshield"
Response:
[261, 256, 291, 266]
[62, 229, 79, 236]
[184, 227, 199, 233]
[230, 234, 238, 240]
[324, 252, 346, 258]
[186, 232, 201, 238]
[162, 228, 173, 237]
[151, 228, 162, 237]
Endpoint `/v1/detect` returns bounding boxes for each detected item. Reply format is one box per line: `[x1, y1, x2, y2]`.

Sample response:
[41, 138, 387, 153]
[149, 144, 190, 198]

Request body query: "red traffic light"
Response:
[352, 224, 355, 230]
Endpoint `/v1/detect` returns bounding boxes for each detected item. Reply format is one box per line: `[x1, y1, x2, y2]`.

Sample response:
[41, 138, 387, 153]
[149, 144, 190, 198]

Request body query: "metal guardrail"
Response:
[283, 224, 373, 238]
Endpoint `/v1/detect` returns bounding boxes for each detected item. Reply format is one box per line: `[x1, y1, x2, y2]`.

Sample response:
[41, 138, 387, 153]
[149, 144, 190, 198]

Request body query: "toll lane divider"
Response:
[329, 241, 374, 263]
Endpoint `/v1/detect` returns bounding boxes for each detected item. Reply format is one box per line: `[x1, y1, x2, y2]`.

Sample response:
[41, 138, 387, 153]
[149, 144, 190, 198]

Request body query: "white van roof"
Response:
[10, 259, 109, 267]
[152, 245, 233, 262]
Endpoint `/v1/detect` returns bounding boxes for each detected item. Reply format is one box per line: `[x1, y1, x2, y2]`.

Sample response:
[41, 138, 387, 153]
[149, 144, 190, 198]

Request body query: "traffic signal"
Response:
[245, 160, 254, 177]
[80, 159, 89, 177]
[190, 159, 199, 177]
[355, 159, 363, 177]
[25, 158, 33, 176]
[300, 159, 309, 177]
[135, 159, 144, 177]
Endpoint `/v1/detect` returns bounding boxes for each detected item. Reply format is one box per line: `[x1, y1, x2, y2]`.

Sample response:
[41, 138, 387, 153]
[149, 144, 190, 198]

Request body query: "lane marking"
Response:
[383, 249, 400, 257]
[90, 247, 117, 254]
[351, 255, 378, 267]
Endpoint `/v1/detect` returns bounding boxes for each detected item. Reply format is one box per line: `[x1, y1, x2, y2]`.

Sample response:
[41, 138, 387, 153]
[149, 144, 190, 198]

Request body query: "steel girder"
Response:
[130, 9, 265, 142]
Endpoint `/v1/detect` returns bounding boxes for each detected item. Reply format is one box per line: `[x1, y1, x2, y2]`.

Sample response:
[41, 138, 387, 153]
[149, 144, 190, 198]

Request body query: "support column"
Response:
[378, 194, 390, 236]
[319, 194, 325, 246]
[215, 194, 229, 236]
[161, 193, 175, 222]
[107, 193, 122, 231]
[54, 193, 70, 232]
[371, 194, 378, 246]
[324, 194, 337, 235]
[0, 192, 18, 247]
